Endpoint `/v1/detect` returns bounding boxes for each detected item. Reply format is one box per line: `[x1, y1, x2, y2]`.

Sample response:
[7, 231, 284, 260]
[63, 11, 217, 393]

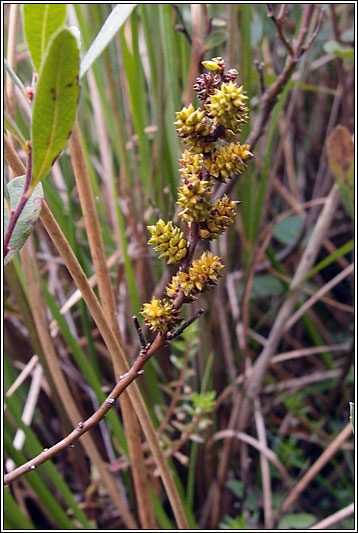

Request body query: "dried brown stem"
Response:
[68, 120, 156, 529]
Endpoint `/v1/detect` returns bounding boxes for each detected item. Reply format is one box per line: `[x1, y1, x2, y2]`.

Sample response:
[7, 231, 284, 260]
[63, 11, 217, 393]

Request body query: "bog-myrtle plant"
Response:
[4, 57, 253, 503]
[141, 57, 253, 334]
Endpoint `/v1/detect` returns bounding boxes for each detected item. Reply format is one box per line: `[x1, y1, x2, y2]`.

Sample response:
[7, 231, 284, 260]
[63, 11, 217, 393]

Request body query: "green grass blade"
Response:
[4, 428, 76, 529]
[80, 4, 137, 78]
[4, 374, 95, 528]
[304, 239, 354, 282]
[4, 488, 35, 529]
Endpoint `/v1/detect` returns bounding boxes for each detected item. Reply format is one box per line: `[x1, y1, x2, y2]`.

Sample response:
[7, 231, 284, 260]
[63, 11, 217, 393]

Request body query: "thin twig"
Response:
[173, 4, 192, 45]
[254, 398, 273, 529]
[254, 60, 265, 95]
[132, 315, 147, 348]
[167, 308, 204, 340]
[310, 502, 354, 530]
[5, 355, 39, 400]
[267, 4, 294, 56]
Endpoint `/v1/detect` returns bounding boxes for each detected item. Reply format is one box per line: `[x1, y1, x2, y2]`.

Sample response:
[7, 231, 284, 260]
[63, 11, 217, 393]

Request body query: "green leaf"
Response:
[273, 214, 304, 245]
[349, 402, 354, 433]
[304, 239, 354, 281]
[4, 110, 28, 150]
[79, 4, 137, 78]
[323, 40, 354, 60]
[226, 479, 244, 499]
[278, 513, 317, 529]
[4, 489, 35, 529]
[219, 513, 253, 529]
[24, 4, 67, 72]
[4, 176, 43, 267]
[205, 29, 228, 50]
[251, 274, 285, 299]
[31, 28, 80, 187]
[4, 58, 26, 95]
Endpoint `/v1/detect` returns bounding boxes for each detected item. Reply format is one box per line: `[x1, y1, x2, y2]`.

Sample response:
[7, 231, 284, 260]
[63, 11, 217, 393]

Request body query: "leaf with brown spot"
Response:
[327, 125, 354, 219]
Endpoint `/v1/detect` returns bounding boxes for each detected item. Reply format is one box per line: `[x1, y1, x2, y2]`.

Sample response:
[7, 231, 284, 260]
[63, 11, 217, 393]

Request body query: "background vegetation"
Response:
[4, 3, 354, 530]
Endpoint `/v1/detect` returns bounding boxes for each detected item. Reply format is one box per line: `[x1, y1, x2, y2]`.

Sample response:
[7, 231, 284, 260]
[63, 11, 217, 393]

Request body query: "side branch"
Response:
[4, 331, 165, 486]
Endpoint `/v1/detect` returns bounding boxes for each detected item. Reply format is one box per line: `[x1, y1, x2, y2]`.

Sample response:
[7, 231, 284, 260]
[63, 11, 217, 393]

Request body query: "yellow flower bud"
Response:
[199, 195, 238, 239]
[141, 297, 181, 332]
[202, 60, 220, 72]
[166, 252, 224, 300]
[148, 220, 187, 264]
[204, 142, 253, 182]
[177, 174, 213, 225]
[205, 81, 249, 133]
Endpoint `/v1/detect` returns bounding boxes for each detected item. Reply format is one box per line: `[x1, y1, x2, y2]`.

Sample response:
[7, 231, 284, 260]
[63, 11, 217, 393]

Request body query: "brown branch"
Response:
[167, 308, 204, 340]
[267, 4, 294, 56]
[214, 4, 320, 204]
[4, 339, 162, 485]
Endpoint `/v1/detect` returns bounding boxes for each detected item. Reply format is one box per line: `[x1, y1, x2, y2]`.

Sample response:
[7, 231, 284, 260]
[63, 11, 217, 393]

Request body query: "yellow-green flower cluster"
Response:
[179, 151, 204, 180]
[141, 296, 180, 333]
[174, 104, 214, 153]
[166, 252, 224, 300]
[205, 81, 249, 133]
[140, 59, 252, 337]
[177, 174, 212, 224]
[199, 195, 237, 239]
[204, 143, 253, 182]
[148, 219, 187, 264]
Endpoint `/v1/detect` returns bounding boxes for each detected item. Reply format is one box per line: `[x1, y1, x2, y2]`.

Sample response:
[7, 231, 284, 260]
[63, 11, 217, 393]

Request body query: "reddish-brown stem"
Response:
[4, 148, 32, 257]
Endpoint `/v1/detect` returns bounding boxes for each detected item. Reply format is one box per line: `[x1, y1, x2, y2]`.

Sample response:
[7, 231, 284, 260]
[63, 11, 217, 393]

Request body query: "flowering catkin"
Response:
[141, 58, 253, 333]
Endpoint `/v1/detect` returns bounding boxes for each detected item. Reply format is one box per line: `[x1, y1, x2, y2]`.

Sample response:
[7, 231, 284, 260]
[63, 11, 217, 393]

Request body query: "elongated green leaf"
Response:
[24, 4, 67, 72]
[4, 430, 75, 529]
[4, 489, 35, 529]
[4, 176, 43, 267]
[4, 110, 28, 150]
[31, 28, 80, 186]
[4, 58, 26, 95]
[4, 392, 95, 529]
[80, 4, 137, 78]
[304, 239, 354, 281]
